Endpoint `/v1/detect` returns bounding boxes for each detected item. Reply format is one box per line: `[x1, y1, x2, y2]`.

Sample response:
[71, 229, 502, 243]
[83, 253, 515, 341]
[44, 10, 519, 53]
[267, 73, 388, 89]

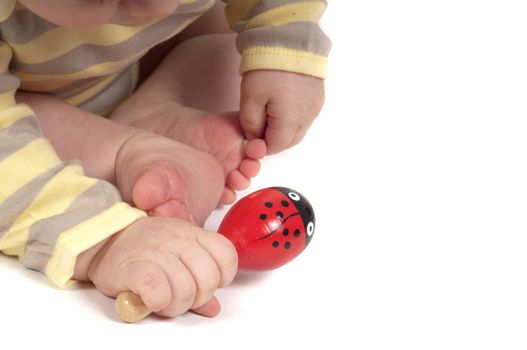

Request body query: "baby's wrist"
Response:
[73, 237, 112, 282]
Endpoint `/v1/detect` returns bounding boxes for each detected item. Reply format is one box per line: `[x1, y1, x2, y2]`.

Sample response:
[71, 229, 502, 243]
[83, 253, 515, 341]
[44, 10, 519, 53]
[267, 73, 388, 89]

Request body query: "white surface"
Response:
[2, 1, 527, 349]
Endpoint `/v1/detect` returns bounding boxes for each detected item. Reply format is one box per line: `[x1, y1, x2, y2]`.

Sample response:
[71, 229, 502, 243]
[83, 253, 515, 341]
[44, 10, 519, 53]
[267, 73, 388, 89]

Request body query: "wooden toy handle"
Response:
[115, 292, 151, 323]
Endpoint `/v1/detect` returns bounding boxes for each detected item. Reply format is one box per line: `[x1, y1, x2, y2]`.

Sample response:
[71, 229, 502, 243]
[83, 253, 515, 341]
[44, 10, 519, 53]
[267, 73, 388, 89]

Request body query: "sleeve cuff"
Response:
[44, 202, 147, 288]
[240, 46, 328, 79]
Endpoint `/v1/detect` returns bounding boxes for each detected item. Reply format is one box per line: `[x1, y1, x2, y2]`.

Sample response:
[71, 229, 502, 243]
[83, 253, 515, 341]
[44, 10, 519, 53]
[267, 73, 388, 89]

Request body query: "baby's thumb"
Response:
[240, 98, 266, 140]
[122, 260, 172, 313]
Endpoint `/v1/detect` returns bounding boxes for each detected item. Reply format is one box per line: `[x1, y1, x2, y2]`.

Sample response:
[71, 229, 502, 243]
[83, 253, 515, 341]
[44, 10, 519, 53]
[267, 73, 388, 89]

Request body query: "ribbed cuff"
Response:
[45, 202, 146, 288]
[240, 46, 328, 79]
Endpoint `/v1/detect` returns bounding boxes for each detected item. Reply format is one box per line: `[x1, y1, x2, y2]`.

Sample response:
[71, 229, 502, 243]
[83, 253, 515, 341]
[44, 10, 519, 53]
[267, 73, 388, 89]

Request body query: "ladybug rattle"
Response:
[218, 187, 315, 271]
[115, 187, 315, 322]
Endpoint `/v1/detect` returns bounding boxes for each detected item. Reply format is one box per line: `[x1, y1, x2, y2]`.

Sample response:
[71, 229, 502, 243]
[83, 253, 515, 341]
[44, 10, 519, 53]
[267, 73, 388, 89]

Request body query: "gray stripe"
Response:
[0, 0, 212, 45]
[0, 8, 59, 44]
[78, 64, 135, 114]
[51, 65, 128, 100]
[236, 21, 331, 56]
[0, 116, 43, 162]
[49, 75, 109, 98]
[0, 161, 68, 239]
[20, 178, 122, 272]
[228, 20, 247, 33]
[227, 0, 328, 33]
[0, 72, 20, 94]
[247, 0, 327, 19]
[10, 12, 197, 75]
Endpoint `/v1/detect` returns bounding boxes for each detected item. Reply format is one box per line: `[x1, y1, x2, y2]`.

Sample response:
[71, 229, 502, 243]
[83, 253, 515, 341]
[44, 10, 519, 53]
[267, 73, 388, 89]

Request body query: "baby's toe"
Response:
[220, 188, 236, 205]
[132, 170, 170, 211]
[239, 159, 260, 178]
[244, 138, 267, 160]
[226, 170, 250, 191]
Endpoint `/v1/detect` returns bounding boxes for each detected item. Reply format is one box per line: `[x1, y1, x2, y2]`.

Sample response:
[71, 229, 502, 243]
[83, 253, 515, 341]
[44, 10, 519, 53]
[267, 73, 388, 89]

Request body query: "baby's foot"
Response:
[111, 102, 266, 204]
[115, 131, 225, 225]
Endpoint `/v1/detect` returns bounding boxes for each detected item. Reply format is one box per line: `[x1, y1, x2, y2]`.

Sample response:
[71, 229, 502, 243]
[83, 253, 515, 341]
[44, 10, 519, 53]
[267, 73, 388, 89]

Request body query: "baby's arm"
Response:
[222, 0, 331, 154]
[0, 41, 145, 288]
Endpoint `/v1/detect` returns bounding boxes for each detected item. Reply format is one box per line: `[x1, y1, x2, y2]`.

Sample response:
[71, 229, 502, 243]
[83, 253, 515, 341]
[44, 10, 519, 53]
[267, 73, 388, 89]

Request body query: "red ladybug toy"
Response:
[218, 187, 315, 271]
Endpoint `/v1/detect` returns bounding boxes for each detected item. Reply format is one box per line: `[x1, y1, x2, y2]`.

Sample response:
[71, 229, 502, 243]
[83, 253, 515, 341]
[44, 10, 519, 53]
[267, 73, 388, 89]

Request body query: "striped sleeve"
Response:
[0, 41, 146, 288]
[221, 0, 331, 79]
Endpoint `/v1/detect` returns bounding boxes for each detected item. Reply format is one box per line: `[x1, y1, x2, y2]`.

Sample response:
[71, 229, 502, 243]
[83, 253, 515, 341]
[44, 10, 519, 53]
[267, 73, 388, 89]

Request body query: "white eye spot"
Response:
[307, 222, 315, 236]
[288, 192, 300, 201]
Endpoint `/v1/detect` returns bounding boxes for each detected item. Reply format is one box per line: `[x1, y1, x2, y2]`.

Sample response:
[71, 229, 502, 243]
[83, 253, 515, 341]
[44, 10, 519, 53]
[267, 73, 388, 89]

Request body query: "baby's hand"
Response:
[86, 217, 238, 318]
[240, 70, 325, 154]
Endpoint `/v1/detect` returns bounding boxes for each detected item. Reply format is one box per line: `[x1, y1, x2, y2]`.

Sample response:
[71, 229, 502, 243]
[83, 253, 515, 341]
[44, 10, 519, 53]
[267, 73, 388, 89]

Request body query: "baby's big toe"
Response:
[132, 168, 193, 220]
[132, 170, 170, 211]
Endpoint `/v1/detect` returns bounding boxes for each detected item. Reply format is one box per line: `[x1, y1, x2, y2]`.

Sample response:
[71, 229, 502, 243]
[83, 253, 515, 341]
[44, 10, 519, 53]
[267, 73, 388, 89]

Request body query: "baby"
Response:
[0, 0, 330, 318]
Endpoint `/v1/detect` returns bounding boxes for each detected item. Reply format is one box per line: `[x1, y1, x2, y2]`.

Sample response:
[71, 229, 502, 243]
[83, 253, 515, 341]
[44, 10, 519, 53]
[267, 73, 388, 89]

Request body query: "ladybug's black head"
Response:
[273, 187, 315, 248]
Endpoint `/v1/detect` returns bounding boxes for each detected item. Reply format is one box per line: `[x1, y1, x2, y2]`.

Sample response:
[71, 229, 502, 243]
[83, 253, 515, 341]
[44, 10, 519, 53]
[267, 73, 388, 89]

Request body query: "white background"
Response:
[2, 1, 527, 349]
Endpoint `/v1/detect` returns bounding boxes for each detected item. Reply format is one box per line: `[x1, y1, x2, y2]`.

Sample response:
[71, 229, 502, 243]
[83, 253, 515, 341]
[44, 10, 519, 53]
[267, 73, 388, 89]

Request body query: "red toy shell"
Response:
[218, 187, 315, 271]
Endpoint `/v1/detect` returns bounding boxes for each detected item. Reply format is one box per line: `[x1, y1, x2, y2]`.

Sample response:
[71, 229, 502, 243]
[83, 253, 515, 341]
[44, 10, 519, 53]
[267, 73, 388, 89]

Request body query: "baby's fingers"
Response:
[197, 231, 238, 288]
[265, 123, 297, 155]
[291, 125, 310, 148]
[120, 260, 171, 313]
[156, 258, 197, 317]
[240, 95, 266, 140]
[179, 242, 221, 310]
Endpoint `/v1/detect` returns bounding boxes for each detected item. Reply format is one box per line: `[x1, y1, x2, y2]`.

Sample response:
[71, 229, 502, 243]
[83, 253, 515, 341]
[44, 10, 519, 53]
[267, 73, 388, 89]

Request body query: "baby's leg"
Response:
[16, 92, 137, 184]
[110, 1, 265, 204]
[17, 92, 225, 225]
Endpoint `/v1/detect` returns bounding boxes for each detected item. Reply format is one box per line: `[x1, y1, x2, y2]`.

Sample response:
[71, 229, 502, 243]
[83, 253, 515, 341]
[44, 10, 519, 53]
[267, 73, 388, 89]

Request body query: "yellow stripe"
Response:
[0, 90, 17, 110]
[12, 13, 197, 84]
[240, 46, 328, 79]
[64, 71, 119, 106]
[0, 42, 16, 108]
[0, 163, 89, 256]
[1, 238, 25, 256]
[46, 203, 146, 288]
[245, 1, 326, 30]
[0, 0, 15, 21]
[0, 138, 62, 199]
[1, 245, 22, 256]
[0, 103, 35, 128]
[12, 51, 144, 82]
[224, 0, 260, 24]
[0, 42, 13, 68]
[9, 20, 161, 65]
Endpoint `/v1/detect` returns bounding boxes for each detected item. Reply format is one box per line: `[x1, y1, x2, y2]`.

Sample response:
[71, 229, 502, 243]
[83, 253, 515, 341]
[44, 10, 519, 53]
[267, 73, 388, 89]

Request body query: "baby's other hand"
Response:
[86, 217, 238, 318]
[240, 70, 325, 154]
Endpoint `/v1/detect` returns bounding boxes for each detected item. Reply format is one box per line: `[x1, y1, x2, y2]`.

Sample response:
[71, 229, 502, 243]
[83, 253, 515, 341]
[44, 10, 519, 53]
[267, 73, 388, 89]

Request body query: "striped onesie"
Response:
[0, 0, 331, 288]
